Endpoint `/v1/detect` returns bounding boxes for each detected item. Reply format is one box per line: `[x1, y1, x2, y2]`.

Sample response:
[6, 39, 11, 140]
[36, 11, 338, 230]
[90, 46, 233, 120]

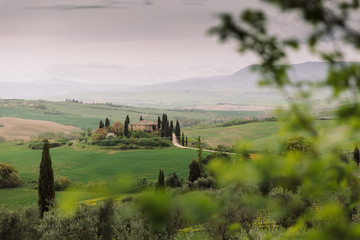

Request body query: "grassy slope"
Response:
[0, 99, 237, 129]
[0, 144, 205, 207]
[184, 120, 355, 151]
[0, 145, 201, 183]
[184, 122, 280, 150]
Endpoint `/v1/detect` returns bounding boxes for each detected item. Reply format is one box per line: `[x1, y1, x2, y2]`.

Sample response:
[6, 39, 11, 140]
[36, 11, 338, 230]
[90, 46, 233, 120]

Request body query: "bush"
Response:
[166, 172, 182, 188]
[54, 176, 71, 191]
[201, 152, 231, 166]
[0, 163, 21, 188]
[193, 177, 216, 189]
[284, 136, 312, 153]
[268, 187, 307, 228]
[92, 128, 108, 141]
[0, 206, 40, 240]
[29, 140, 65, 150]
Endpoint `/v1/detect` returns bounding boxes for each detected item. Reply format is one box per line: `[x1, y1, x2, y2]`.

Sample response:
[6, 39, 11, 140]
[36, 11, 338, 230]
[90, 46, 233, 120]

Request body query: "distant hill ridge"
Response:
[0, 62, 352, 99]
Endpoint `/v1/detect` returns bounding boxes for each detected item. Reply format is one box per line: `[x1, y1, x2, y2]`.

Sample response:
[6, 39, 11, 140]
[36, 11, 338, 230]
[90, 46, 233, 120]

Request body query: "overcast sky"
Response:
[0, 0, 357, 85]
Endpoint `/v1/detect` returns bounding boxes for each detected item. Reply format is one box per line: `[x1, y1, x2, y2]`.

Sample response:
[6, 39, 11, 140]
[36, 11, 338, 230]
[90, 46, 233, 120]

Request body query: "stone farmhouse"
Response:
[129, 119, 158, 132]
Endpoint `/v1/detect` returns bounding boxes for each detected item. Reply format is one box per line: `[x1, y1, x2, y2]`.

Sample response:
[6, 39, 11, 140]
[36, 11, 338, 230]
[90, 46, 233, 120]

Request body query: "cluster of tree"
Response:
[93, 118, 124, 141]
[158, 114, 181, 139]
[180, 132, 188, 147]
[65, 98, 83, 104]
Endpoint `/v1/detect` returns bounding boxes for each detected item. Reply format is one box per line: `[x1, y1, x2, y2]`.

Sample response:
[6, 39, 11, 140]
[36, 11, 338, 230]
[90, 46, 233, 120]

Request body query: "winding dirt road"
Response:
[172, 133, 226, 153]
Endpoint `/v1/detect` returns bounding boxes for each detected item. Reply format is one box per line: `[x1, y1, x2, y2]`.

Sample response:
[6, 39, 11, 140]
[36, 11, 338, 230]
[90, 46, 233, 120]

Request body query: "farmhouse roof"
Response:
[129, 120, 157, 126]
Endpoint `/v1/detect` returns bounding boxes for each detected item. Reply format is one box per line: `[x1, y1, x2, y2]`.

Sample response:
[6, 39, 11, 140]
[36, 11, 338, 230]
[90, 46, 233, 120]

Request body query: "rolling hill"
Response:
[0, 62, 337, 108]
[0, 117, 80, 141]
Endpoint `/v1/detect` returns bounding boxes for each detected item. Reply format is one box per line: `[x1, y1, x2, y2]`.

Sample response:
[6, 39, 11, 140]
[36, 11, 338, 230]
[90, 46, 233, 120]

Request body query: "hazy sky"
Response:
[0, 0, 357, 85]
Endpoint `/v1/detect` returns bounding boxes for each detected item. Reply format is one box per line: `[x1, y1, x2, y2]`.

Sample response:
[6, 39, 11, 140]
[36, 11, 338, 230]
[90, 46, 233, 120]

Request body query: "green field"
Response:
[184, 122, 281, 150]
[184, 120, 356, 151]
[0, 144, 205, 207]
[0, 145, 201, 182]
[0, 99, 248, 129]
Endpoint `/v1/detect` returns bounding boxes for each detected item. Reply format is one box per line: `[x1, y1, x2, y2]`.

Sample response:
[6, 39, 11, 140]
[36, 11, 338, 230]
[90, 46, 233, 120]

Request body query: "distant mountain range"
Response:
[0, 62, 338, 101]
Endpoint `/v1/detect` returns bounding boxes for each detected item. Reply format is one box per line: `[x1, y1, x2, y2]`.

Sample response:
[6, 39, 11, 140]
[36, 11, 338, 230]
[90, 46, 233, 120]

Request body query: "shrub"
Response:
[268, 187, 307, 228]
[29, 140, 65, 150]
[92, 128, 108, 141]
[166, 172, 182, 188]
[284, 136, 312, 153]
[0, 163, 21, 188]
[0, 206, 40, 240]
[201, 152, 231, 166]
[54, 176, 71, 191]
[193, 177, 216, 189]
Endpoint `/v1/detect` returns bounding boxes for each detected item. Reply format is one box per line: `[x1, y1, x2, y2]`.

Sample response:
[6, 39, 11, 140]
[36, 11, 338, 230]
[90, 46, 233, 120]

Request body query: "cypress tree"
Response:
[38, 139, 55, 217]
[189, 160, 201, 182]
[166, 120, 171, 138]
[105, 118, 110, 128]
[169, 120, 174, 133]
[124, 115, 130, 137]
[175, 120, 181, 140]
[99, 120, 104, 129]
[161, 114, 168, 137]
[186, 136, 188, 146]
[196, 136, 202, 161]
[140, 115, 143, 121]
[157, 116, 161, 131]
[181, 133, 185, 146]
[354, 146, 360, 165]
[157, 169, 165, 189]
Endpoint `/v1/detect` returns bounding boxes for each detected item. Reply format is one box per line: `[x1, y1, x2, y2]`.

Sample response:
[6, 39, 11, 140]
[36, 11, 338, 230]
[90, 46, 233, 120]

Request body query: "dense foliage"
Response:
[0, 163, 21, 188]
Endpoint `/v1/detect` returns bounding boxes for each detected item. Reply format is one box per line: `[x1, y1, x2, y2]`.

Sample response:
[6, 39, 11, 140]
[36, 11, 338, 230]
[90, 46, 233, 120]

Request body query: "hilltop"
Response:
[0, 62, 340, 108]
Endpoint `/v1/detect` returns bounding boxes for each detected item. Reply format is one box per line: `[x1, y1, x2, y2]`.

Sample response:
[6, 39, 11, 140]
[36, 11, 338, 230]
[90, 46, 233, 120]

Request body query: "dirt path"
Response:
[172, 133, 230, 154]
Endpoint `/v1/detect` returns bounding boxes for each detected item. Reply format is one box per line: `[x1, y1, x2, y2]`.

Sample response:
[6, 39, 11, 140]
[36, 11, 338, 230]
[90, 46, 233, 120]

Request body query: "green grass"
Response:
[184, 120, 357, 151]
[0, 188, 38, 207]
[0, 144, 206, 207]
[0, 99, 250, 129]
[184, 122, 281, 150]
[0, 145, 201, 183]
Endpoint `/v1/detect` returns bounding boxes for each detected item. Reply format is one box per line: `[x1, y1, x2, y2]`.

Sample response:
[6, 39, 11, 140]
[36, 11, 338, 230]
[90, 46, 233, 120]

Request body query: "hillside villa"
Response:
[129, 119, 158, 132]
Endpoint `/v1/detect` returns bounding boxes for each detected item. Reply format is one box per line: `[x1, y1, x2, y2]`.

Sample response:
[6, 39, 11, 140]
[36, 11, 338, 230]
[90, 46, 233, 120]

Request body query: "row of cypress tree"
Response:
[99, 118, 111, 129]
[159, 113, 181, 139]
[97, 114, 181, 140]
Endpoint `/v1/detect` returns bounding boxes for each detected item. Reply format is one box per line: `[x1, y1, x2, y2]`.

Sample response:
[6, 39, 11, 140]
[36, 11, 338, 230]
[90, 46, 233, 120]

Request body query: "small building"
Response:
[129, 120, 158, 132]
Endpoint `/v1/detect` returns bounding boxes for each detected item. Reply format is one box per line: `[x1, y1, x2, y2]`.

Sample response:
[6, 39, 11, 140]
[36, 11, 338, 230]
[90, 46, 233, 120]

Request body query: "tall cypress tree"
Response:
[124, 115, 130, 137]
[175, 120, 181, 140]
[140, 115, 143, 121]
[38, 139, 55, 217]
[186, 136, 188, 147]
[157, 116, 161, 131]
[99, 120, 104, 129]
[157, 169, 165, 189]
[181, 133, 185, 146]
[354, 146, 360, 165]
[166, 119, 171, 138]
[161, 114, 167, 137]
[196, 136, 202, 161]
[189, 160, 201, 182]
[105, 118, 110, 128]
[169, 120, 174, 133]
